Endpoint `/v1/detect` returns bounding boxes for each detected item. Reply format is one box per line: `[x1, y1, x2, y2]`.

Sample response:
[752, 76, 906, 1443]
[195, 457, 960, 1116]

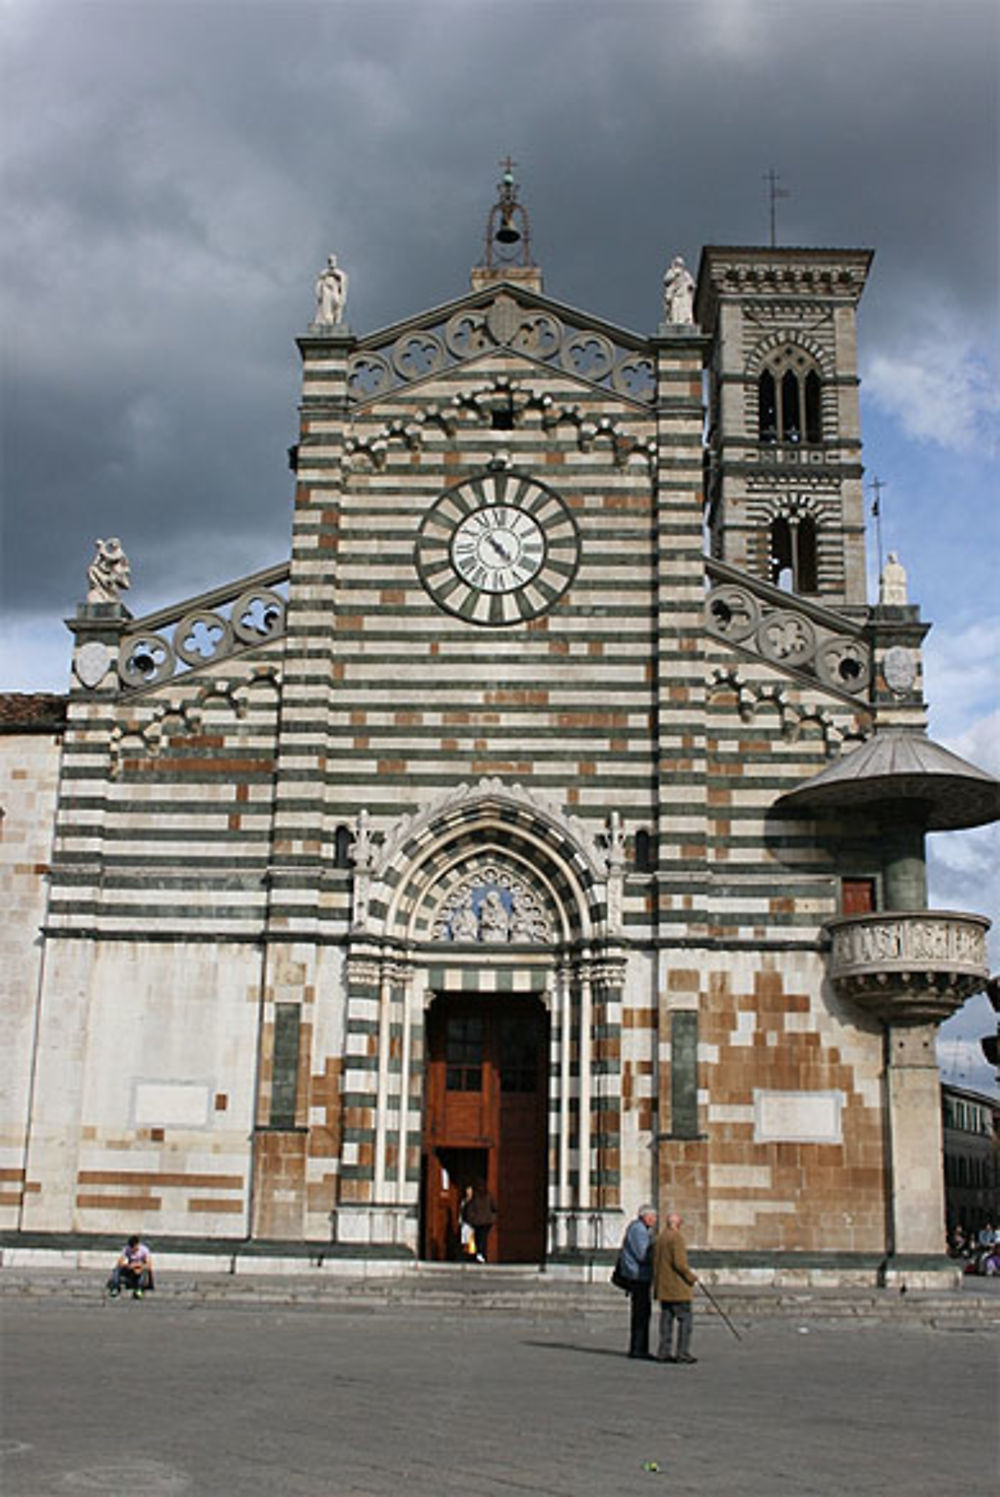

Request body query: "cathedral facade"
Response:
[3, 190, 996, 1281]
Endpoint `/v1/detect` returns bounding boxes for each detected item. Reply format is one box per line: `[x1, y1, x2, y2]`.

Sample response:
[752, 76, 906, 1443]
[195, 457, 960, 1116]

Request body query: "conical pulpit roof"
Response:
[777, 730, 1000, 830]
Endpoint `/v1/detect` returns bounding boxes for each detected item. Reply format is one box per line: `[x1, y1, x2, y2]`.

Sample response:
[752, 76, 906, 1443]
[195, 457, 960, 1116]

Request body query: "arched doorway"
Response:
[421, 993, 549, 1263]
[334, 779, 627, 1262]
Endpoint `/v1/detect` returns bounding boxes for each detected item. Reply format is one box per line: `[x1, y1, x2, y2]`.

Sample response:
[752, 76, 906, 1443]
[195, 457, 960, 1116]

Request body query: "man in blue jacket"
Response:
[621, 1204, 658, 1358]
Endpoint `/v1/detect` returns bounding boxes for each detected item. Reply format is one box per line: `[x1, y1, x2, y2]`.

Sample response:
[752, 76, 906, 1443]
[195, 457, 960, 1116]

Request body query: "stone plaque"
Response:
[74, 640, 112, 689]
[883, 646, 916, 694]
[753, 1089, 844, 1144]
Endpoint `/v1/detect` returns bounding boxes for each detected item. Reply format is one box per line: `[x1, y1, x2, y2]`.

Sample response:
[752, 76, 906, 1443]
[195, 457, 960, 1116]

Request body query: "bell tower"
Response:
[469, 157, 543, 294]
[696, 246, 873, 610]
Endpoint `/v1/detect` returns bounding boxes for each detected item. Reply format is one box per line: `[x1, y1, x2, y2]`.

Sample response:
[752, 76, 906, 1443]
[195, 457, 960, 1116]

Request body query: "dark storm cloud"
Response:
[2, 0, 997, 621]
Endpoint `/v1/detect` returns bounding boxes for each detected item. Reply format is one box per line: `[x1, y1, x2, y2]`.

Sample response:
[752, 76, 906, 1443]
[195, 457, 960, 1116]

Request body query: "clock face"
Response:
[416, 472, 580, 626]
[451, 505, 545, 593]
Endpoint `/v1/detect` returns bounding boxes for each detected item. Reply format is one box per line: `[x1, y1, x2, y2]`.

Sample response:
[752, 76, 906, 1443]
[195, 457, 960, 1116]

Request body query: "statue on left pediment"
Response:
[315, 254, 349, 326]
[86, 537, 131, 603]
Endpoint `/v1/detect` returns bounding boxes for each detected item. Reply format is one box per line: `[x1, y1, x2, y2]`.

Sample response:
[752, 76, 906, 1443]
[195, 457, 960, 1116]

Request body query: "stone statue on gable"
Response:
[879, 552, 908, 606]
[315, 253, 349, 326]
[86, 537, 131, 603]
[662, 255, 695, 325]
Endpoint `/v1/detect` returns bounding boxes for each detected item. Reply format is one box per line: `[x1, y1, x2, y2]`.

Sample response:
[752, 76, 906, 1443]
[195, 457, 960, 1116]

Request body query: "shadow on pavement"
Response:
[521, 1339, 630, 1358]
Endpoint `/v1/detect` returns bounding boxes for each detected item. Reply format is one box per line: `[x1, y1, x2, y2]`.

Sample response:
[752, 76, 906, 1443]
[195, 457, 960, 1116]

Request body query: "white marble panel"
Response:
[754, 1089, 845, 1144]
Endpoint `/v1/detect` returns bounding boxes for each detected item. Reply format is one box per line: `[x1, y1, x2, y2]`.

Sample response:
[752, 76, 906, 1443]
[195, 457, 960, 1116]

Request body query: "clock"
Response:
[451, 505, 545, 593]
[415, 471, 580, 626]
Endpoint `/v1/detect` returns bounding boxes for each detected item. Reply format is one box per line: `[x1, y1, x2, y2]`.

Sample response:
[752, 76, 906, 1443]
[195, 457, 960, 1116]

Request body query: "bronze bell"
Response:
[496, 209, 520, 245]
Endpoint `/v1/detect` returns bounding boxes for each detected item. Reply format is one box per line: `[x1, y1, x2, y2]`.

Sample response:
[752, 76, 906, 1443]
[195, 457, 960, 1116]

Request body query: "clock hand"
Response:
[485, 534, 514, 564]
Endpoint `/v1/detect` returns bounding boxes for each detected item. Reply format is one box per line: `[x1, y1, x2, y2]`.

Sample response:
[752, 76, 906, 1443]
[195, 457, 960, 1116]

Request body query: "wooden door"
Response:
[496, 1007, 548, 1262]
[422, 996, 548, 1263]
[842, 877, 877, 914]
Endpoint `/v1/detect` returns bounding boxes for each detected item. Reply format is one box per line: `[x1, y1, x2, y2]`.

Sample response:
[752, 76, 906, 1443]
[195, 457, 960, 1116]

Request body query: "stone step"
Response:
[2, 1266, 997, 1326]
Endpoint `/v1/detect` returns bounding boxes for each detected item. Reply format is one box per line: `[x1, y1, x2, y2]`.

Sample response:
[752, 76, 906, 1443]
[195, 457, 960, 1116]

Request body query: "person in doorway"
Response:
[653, 1212, 698, 1363]
[621, 1204, 658, 1358]
[462, 1180, 498, 1262]
[107, 1235, 154, 1299]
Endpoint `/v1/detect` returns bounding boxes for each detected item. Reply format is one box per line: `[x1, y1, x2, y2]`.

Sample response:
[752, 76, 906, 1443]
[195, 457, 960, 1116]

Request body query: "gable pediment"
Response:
[345, 284, 657, 408]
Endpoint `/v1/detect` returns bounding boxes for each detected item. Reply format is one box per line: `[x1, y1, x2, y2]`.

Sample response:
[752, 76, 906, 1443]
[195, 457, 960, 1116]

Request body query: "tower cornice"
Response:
[696, 246, 874, 332]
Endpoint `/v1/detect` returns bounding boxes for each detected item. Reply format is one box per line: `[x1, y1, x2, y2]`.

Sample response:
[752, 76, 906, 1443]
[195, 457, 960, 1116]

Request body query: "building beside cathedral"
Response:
[3, 176, 998, 1283]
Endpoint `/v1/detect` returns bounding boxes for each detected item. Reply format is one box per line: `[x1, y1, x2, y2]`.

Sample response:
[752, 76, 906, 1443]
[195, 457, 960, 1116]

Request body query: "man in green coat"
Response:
[652, 1212, 698, 1364]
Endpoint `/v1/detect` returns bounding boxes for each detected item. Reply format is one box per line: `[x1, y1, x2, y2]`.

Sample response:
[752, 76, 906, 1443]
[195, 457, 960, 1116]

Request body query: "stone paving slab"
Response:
[1, 1298, 996, 1496]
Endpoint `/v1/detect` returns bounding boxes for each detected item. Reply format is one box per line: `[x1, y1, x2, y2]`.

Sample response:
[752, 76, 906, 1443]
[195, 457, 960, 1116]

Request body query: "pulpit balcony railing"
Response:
[825, 910, 990, 1023]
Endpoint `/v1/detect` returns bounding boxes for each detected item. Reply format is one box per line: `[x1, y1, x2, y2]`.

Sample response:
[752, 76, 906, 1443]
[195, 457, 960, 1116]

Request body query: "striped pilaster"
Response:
[339, 948, 381, 1201]
[592, 953, 626, 1210]
[268, 329, 354, 893]
[653, 329, 711, 938]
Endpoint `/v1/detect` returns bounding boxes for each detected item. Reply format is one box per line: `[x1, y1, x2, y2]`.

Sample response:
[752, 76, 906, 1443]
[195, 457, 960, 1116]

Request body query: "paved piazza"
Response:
[1, 1300, 996, 1495]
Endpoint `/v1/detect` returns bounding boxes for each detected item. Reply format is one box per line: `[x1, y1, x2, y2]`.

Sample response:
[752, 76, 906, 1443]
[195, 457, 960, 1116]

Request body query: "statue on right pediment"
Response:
[879, 552, 908, 606]
[662, 255, 695, 325]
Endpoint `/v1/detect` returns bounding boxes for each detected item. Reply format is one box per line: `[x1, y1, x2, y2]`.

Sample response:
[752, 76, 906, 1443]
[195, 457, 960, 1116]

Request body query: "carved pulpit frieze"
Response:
[826, 911, 990, 1022]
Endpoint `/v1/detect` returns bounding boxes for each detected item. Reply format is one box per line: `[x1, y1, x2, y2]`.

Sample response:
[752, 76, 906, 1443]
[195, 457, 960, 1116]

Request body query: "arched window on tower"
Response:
[796, 514, 818, 593]
[756, 350, 823, 444]
[758, 370, 778, 442]
[804, 371, 822, 443]
[770, 512, 818, 593]
[770, 516, 794, 590]
[781, 371, 801, 443]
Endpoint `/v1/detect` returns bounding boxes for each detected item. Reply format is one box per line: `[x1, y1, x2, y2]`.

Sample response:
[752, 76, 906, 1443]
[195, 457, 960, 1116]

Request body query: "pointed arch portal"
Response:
[334, 781, 626, 1261]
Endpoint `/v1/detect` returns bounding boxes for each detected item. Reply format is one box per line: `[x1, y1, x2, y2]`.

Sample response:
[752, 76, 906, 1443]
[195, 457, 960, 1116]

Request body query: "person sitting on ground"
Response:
[107, 1235, 154, 1298]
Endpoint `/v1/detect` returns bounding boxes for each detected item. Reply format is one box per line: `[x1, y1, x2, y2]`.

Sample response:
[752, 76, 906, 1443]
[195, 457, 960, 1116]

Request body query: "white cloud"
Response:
[928, 820, 1000, 956]
[925, 619, 1000, 748]
[926, 644, 1000, 1077]
[864, 314, 1000, 456]
[947, 707, 1000, 780]
[926, 662, 1000, 970]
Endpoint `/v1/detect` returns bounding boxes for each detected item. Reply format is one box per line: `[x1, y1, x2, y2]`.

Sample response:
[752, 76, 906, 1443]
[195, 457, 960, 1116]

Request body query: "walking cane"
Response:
[697, 1279, 743, 1341]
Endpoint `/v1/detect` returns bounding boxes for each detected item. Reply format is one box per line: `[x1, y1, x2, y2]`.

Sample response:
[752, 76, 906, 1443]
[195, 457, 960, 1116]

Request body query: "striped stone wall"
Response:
[298, 302, 663, 1248]
[655, 640, 889, 1250]
[19, 644, 286, 1233]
